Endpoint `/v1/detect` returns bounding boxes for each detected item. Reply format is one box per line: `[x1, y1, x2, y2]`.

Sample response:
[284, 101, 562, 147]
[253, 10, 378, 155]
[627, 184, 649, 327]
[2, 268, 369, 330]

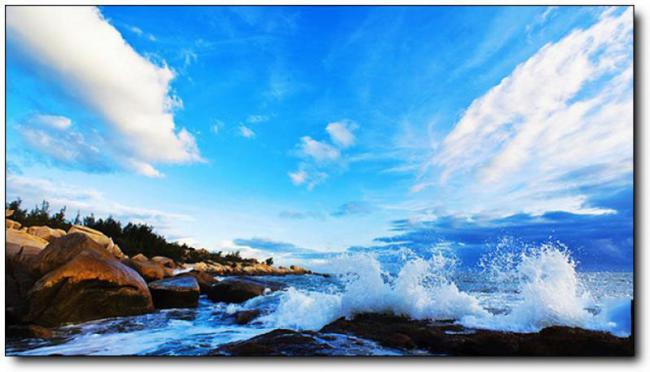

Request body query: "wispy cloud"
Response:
[6, 174, 193, 238]
[331, 201, 374, 217]
[416, 8, 632, 218]
[7, 6, 203, 177]
[239, 125, 256, 138]
[289, 120, 359, 189]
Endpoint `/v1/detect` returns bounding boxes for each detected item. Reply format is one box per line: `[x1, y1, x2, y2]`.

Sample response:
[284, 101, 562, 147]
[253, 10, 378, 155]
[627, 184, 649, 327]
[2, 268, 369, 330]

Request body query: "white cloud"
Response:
[6, 174, 192, 234]
[326, 120, 358, 148]
[211, 120, 225, 135]
[298, 136, 340, 162]
[239, 125, 256, 138]
[7, 6, 203, 177]
[289, 120, 359, 189]
[288, 169, 308, 185]
[247, 114, 269, 124]
[422, 8, 633, 217]
[31, 114, 71, 130]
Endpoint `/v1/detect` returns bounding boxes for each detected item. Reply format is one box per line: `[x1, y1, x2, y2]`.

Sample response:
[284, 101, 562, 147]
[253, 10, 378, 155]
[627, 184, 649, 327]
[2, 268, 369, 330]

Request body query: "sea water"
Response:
[6, 244, 633, 356]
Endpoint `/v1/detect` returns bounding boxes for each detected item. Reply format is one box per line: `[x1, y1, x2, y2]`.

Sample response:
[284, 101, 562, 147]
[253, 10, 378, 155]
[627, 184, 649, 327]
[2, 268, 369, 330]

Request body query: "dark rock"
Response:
[207, 277, 285, 304]
[26, 250, 154, 326]
[6, 246, 39, 324]
[180, 270, 219, 293]
[148, 276, 200, 309]
[6, 324, 53, 339]
[233, 309, 261, 325]
[210, 329, 333, 356]
[320, 313, 634, 356]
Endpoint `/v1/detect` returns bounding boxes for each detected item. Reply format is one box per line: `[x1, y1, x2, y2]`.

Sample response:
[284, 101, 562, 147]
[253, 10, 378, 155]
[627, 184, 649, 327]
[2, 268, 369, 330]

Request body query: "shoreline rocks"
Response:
[211, 313, 634, 356]
[26, 249, 154, 327]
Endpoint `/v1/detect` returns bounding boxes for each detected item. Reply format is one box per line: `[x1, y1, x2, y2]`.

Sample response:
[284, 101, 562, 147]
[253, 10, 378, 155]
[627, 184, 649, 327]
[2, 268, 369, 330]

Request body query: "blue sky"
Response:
[5, 6, 633, 270]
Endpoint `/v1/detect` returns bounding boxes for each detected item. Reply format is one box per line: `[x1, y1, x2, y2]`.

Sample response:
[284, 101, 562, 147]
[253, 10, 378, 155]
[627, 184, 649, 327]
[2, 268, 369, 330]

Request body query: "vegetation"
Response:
[6, 198, 258, 265]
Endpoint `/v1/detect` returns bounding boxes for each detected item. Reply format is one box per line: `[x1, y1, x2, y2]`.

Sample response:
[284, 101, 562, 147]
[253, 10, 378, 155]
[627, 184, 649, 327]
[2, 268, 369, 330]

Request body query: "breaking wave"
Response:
[262, 243, 632, 336]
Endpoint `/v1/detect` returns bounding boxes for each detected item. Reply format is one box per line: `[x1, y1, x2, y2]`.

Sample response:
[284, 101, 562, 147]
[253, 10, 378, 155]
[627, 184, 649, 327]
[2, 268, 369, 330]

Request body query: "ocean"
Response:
[6, 245, 633, 356]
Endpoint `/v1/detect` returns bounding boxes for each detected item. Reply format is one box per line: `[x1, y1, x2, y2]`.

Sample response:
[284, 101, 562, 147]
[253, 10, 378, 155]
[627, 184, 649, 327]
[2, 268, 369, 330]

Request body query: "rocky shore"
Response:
[5, 210, 634, 356]
[5, 209, 309, 335]
[211, 313, 634, 356]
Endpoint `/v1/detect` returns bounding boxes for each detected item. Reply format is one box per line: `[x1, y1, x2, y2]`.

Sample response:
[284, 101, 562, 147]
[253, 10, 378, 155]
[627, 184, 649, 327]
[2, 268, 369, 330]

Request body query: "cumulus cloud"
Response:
[326, 120, 358, 148]
[6, 6, 203, 177]
[424, 8, 632, 217]
[239, 125, 256, 138]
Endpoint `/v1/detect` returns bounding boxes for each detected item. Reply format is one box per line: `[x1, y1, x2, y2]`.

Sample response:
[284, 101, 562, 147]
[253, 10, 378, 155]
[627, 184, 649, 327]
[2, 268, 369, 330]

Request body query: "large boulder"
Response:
[131, 253, 149, 262]
[207, 277, 285, 303]
[68, 225, 127, 259]
[31, 233, 111, 277]
[25, 226, 66, 242]
[148, 276, 200, 309]
[26, 250, 154, 326]
[6, 219, 21, 230]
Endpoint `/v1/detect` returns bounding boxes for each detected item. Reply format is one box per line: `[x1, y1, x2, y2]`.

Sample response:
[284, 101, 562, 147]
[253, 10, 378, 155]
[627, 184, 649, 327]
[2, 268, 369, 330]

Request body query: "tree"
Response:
[265, 257, 274, 266]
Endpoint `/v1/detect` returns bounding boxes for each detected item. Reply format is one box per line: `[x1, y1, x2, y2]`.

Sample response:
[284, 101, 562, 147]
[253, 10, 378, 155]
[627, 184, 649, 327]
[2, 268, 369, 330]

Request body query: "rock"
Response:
[25, 226, 66, 242]
[6, 228, 48, 259]
[151, 256, 176, 269]
[148, 276, 200, 309]
[6, 324, 53, 340]
[31, 233, 111, 277]
[210, 329, 333, 356]
[206, 277, 285, 303]
[26, 250, 154, 326]
[233, 309, 261, 325]
[6, 219, 21, 230]
[124, 258, 168, 282]
[131, 253, 149, 262]
[68, 225, 127, 259]
[6, 209, 15, 217]
[320, 313, 634, 356]
[180, 270, 219, 293]
[6, 246, 40, 324]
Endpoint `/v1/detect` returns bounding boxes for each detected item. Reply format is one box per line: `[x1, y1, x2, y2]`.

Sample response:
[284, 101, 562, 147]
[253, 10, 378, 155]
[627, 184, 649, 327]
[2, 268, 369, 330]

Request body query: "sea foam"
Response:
[263, 243, 632, 336]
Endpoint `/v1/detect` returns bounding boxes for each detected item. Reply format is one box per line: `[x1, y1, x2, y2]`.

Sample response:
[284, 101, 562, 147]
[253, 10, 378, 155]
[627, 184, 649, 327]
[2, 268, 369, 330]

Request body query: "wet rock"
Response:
[233, 309, 261, 325]
[6, 246, 40, 324]
[68, 225, 127, 259]
[180, 270, 219, 293]
[320, 313, 634, 356]
[210, 329, 333, 356]
[206, 277, 285, 303]
[26, 250, 154, 326]
[148, 276, 200, 309]
[25, 226, 67, 242]
[6, 324, 53, 339]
